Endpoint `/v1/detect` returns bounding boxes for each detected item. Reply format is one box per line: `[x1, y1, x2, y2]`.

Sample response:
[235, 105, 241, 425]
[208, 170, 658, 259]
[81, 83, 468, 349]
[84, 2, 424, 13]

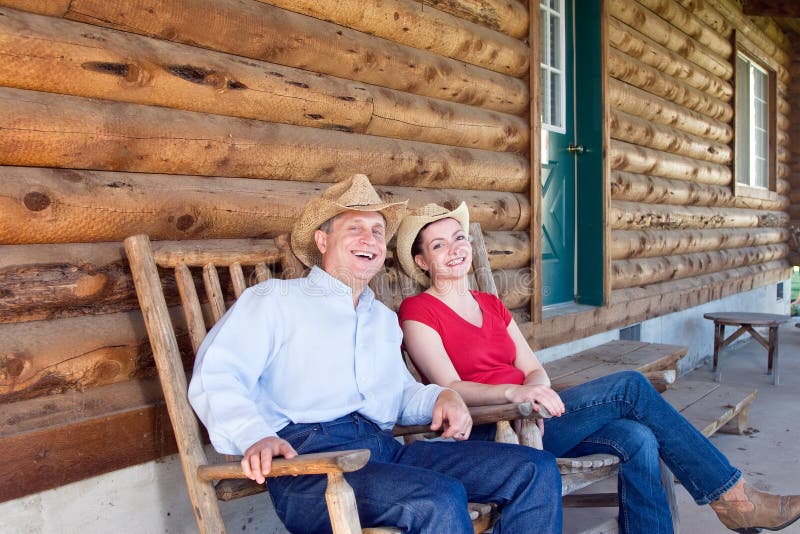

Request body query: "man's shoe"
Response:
[710, 484, 800, 533]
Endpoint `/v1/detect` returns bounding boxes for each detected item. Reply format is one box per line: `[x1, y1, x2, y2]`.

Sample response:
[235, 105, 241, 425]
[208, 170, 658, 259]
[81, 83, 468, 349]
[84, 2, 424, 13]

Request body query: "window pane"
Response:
[735, 56, 750, 185]
[551, 72, 562, 128]
[550, 15, 560, 67]
[541, 66, 550, 125]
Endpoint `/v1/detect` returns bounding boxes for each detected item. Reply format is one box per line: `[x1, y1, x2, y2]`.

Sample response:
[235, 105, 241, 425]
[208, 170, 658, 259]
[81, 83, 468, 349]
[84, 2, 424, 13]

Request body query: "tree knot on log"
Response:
[23, 192, 51, 212]
[167, 65, 239, 92]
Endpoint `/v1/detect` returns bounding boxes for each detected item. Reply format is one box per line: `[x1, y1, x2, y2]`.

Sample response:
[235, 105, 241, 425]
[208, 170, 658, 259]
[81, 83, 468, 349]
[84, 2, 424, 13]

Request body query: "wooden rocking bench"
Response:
[124, 232, 548, 534]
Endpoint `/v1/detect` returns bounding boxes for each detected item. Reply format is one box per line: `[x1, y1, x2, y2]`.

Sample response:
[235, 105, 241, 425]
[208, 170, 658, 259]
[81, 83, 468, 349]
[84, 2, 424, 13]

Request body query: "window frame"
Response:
[733, 33, 778, 200]
[540, 0, 567, 134]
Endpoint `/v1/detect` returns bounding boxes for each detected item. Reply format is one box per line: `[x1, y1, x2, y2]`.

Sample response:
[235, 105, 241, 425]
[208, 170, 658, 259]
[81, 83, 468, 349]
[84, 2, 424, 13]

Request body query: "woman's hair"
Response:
[410, 220, 437, 264]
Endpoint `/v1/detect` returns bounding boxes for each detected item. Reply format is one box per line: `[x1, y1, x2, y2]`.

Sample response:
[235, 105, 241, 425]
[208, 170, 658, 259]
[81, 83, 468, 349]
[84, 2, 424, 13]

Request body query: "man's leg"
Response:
[267, 415, 474, 533]
[396, 439, 563, 534]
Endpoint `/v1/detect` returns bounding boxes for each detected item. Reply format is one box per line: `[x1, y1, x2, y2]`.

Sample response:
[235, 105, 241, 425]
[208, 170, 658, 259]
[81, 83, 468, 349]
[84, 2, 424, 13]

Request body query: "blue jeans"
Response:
[267, 412, 562, 533]
[473, 371, 741, 534]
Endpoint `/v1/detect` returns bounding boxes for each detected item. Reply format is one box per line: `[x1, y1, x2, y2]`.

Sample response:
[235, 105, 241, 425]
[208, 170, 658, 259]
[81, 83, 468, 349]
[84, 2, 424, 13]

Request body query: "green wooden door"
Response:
[540, 0, 575, 306]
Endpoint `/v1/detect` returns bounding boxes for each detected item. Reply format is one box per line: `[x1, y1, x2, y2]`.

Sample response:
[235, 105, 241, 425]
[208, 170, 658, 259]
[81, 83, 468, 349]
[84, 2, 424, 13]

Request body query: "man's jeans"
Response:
[473, 371, 742, 534]
[267, 412, 562, 533]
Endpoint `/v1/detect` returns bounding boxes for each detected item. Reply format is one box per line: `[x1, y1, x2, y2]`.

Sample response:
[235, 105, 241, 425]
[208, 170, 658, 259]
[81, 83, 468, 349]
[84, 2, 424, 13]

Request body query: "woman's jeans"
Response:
[472, 370, 742, 534]
[267, 412, 562, 534]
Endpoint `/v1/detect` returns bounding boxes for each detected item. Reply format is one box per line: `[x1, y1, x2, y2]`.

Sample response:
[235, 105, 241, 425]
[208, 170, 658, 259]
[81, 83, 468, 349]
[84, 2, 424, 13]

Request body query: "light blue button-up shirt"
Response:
[188, 266, 445, 455]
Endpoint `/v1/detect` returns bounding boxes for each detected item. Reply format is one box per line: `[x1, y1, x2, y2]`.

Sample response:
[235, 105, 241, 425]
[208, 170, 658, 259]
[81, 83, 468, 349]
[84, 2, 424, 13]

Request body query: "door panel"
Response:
[540, 0, 575, 306]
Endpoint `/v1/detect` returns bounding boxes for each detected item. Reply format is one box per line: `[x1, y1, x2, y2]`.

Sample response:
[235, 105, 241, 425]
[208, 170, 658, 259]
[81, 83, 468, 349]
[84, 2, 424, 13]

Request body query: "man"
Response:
[188, 175, 561, 533]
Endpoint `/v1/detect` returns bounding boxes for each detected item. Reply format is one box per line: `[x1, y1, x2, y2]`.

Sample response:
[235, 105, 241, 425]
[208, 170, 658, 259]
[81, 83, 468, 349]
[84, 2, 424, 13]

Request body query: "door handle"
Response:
[567, 144, 585, 155]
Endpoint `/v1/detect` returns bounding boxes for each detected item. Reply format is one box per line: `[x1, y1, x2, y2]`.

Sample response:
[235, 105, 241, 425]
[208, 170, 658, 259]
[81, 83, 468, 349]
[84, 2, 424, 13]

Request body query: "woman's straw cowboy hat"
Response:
[291, 174, 408, 267]
[395, 202, 470, 287]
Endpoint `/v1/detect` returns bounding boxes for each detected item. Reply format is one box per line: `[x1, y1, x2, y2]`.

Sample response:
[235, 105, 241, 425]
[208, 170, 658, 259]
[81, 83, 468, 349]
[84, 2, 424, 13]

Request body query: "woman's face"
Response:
[414, 218, 472, 283]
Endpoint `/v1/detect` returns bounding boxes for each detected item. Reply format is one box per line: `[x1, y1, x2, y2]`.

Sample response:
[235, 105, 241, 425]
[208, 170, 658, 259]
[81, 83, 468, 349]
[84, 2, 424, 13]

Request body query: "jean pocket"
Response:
[280, 426, 321, 453]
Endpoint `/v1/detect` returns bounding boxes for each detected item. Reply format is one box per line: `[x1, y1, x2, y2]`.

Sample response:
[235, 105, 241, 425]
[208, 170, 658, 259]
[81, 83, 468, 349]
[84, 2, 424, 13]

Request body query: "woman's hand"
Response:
[504, 384, 565, 418]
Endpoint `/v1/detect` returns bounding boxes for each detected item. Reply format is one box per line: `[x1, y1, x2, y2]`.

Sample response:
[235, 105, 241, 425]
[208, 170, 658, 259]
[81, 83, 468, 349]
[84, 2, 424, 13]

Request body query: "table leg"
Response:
[713, 322, 723, 382]
[769, 326, 779, 386]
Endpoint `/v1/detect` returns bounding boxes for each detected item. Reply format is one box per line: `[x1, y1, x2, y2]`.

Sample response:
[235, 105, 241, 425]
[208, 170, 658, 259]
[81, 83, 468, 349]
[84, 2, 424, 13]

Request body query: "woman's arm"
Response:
[401, 320, 518, 406]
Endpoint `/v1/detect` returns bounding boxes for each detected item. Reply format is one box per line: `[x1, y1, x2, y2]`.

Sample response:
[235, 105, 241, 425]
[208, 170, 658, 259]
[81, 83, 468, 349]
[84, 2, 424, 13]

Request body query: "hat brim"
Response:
[395, 202, 470, 287]
[291, 198, 407, 268]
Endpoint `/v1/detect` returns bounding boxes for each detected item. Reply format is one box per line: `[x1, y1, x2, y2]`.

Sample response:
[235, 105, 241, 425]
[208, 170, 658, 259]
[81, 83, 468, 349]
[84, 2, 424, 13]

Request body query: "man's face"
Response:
[314, 210, 387, 287]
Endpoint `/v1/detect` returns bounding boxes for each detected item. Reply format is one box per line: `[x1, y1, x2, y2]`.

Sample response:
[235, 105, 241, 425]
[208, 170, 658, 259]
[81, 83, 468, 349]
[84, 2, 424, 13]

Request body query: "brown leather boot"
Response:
[710, 484, 800, 533]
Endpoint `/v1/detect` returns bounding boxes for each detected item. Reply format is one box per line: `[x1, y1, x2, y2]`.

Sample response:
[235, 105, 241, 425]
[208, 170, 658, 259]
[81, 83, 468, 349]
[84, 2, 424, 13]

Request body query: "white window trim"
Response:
[540, 0, 567, 135]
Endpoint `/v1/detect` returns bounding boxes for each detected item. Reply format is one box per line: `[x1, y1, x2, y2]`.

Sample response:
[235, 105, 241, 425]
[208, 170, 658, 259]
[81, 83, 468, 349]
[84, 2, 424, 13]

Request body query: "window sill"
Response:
[734, 184, 779, 202]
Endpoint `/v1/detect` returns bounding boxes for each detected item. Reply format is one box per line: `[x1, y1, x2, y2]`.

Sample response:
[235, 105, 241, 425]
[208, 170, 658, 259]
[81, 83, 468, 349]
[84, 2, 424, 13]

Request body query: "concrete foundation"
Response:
[0, 280, 792, 534]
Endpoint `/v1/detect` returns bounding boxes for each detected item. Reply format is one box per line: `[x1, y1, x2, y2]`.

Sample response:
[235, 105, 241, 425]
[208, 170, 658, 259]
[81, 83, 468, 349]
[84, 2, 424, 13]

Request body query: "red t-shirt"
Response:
[398, 291, 525, 386]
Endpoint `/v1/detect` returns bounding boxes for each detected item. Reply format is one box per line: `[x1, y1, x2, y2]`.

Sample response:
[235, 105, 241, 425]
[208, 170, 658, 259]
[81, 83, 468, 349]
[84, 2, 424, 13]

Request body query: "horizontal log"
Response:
[609, 201, 789, 230]
[493, 267, 531, 310]
[0, 87, 529, 192]
[0, 0, 68, 15]
[253, 0, 530, 76]
[609, 79, 733, 143]
[521, 260, 791, 350]
[607, 17, 732, 102]
[52, 0, 529, 114]
[611, 227, 790, 260]
[673, 0, 732, 38]
[0, 167, 530, 246]
[610, 171, 789, 211]
[418, 0, 528, 38]
[608, 0, 733, 80]
[607, 49, 732, 122]
[612, 244, 788, 288]
[610, 110, 731, 165]
[609, 259, 791, 307]
[0, 378, 177, 503]
[0, 232, 528, 325]
[609, 140, 732, 186]
[751, 14, 791, 51]
[635, 0, 732, 58]
[707, 0, 791, 70]
[0, 310, 182, 402]
[0, 8, 528, 152]
[0, 238, 283, 324]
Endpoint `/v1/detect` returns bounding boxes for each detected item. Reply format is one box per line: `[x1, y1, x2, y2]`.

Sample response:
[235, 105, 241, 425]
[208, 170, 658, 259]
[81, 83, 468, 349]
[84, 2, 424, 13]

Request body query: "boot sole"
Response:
[732, 512, 800, 533]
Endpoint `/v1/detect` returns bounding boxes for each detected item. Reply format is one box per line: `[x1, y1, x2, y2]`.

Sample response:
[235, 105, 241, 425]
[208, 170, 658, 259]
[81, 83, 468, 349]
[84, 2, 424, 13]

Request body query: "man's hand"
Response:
[431, 389, 472, 440]
[241, 436, 298, 484]
[504, 384, 565, 418]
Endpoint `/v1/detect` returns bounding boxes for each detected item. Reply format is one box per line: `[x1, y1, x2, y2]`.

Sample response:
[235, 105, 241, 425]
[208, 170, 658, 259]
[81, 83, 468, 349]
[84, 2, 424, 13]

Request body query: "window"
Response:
[734, 48, 776, 194]
[540, 0, 566, 133]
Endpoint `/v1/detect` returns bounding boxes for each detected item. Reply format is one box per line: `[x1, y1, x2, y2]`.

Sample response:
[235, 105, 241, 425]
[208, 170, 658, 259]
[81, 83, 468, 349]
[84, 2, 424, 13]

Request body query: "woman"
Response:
[396, 202, 800, 534]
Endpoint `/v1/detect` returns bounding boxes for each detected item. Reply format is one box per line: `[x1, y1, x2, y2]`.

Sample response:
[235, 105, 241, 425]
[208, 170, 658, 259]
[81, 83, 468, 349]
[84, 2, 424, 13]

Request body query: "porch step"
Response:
[662, 376, 758, 437]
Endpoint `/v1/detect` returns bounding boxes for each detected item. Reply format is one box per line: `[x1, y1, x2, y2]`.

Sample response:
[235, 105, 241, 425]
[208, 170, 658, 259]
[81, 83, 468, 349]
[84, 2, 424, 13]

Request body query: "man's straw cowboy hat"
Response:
[291, 174, 407, 267]
[395, 202, 470, 287]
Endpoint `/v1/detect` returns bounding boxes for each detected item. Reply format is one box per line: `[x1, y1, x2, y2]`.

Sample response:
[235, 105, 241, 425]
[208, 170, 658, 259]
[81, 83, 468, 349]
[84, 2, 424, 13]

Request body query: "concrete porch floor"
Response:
[565, 321, 800, 534]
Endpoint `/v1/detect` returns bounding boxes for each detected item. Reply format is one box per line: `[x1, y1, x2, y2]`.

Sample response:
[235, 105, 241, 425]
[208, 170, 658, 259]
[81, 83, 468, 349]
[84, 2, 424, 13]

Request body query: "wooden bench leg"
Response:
[719, 405, 750, 435]
[325, 472, 362, 534]
[768, 326, 779, 386]
[661, 460, 680, 534]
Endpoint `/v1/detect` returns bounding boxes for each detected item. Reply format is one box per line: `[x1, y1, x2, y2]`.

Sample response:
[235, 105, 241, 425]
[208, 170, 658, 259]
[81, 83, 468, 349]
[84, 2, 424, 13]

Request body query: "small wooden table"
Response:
[704, 312, 792, 385]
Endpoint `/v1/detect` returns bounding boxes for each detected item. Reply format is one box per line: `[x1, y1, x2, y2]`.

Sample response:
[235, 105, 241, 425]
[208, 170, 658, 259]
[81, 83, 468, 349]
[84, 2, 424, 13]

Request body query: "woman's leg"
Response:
[566, 419, 672, 534]
[543, 371, 741, 505]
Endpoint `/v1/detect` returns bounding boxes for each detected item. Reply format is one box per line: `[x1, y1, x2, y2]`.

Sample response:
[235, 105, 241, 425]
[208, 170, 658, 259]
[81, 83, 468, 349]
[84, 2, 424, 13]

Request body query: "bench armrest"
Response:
[197, 449, 371, 482]
[393, 402, 551, 437]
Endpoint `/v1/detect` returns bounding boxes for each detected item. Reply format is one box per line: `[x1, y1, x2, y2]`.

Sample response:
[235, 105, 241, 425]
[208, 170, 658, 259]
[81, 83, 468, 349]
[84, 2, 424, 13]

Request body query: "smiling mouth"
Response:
[353, 250, 376, 260]
[446, 257, 466, 267]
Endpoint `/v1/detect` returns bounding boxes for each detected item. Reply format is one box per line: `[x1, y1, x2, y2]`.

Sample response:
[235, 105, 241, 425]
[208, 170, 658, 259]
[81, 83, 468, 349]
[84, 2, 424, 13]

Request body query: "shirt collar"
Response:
[307, 266, 375, 306]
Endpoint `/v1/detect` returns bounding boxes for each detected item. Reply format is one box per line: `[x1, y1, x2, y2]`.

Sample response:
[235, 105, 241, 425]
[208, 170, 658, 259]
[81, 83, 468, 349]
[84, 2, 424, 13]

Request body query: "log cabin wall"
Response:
[0, 0, 534, 501]
[0, 0, 795, 503]
[522, 0, 794, 346]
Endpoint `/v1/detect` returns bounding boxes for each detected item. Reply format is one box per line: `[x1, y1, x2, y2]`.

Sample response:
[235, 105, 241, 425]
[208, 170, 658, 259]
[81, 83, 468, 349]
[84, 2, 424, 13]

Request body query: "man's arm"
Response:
[188, 287, 281, 457]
